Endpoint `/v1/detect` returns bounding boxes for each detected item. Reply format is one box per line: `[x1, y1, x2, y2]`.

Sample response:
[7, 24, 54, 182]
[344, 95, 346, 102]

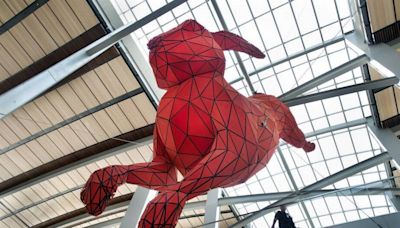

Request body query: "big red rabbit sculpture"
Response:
[81, 20, 315, 227]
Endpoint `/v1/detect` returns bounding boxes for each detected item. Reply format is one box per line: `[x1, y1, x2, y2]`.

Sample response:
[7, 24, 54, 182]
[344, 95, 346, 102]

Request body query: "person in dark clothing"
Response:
[272, 205, 296, 228]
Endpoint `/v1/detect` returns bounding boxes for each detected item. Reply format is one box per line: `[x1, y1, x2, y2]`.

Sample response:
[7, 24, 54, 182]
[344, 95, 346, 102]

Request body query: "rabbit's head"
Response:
[148, 20, 264, 89]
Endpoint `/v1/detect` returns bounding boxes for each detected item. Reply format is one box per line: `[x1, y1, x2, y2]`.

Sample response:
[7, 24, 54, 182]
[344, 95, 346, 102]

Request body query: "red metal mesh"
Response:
[81, 20, 314, 227]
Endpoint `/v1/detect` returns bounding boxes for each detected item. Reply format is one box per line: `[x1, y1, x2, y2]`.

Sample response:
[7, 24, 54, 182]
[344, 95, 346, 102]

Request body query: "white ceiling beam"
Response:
[346, 32, 400, 81]
[0, 0, 187, 119]
[283, 76, 399, 107]
[249, 36, 345, 77]
[120, 187, 157, 228]
[204, 188, 222, 228]
[45, 185, 400, 228]
[279, 54, 369, 100]
[0, 136, 152, 199]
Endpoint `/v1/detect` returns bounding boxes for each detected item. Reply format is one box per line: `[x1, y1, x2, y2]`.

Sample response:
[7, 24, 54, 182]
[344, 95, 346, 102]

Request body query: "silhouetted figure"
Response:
[272, 205, 296, 228]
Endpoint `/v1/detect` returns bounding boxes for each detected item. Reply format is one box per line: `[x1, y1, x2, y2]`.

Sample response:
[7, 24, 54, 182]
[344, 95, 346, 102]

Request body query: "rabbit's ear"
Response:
[181, 19, 205, 32]
[212, 31, 265, 58]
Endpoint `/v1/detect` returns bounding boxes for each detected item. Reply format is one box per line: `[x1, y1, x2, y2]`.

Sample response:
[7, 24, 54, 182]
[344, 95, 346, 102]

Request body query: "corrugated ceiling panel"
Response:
[33, 4, 71, 47]
[0, 143, 154, 227]
[66, 0, 98, 30]
[0, 94, 154, 181]
[47, 0, 85, 38]
[0, 55, 151, 153]
[0, 0, 99, 81]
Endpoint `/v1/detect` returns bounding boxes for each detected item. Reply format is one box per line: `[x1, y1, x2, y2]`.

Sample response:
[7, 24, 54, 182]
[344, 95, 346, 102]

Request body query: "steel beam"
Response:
[277, 148, 315, 228]
[221, 190, 242, 222]
[36, 194, 133, 228]
[357, 0, 373, 43]
[0, 189, 332, 222]
[0, 0, 187, 119]
[228, 77, 245, 85]
[0, 136, 152, 199]
[305, 118, 367, 138]
[0, 25, 111, 95]
[210, 0, 256, 94]
[187, 187, 400, 211]
[86, 218, 121, 228]
[32, 185, 400, 228]
[5, 187, 387, 222]
[230, 151, 392, 227]
[86, 209, 235, 228]
[0, 87, 144, 155]
[0, 0, 49, 35]
[204, 188, 222, 228]
[384, 162, 400, 211]
[0, 24, 114, 95]
[0, 185, 82, 221]
[0, 201, 29, 227]
[389, 194, 400, 212]
[361, 64, 381, 126]
[290, 153, 391, 196]
[248, 36, 345, 77]
[367, 118, 400, 164]
[283, 76, 399, 107]
[120, 187, 157, 228]
[86, 0, 187, 55]
[280, 118, 368, 147]
[91, 0, 164, 102]
[326, 211, 400, 228]
[278, 55, 369, 100]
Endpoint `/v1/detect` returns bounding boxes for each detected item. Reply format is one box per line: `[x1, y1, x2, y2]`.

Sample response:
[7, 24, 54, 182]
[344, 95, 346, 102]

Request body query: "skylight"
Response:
[106, 0, 397, 227]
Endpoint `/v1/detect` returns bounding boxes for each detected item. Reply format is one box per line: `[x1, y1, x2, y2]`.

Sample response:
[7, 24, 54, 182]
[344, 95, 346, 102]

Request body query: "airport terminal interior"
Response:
[1, 0, 400, 227]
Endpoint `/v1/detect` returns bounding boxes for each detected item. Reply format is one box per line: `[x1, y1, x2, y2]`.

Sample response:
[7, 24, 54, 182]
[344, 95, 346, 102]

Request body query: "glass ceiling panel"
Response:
[280, 125, 387, 189]
[105, 0, 397, 227]
[2, 1, 398, 227]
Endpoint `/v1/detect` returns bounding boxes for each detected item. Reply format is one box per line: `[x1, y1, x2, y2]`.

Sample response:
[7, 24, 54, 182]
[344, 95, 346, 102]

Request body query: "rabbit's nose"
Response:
[148, 36, 162, 50]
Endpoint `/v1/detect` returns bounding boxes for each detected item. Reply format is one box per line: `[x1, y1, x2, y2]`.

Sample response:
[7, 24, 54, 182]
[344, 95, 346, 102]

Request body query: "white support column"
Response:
[119, 187, 158, 228]
[204, 188, 222, 228]
[92, 0, 164, 103]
